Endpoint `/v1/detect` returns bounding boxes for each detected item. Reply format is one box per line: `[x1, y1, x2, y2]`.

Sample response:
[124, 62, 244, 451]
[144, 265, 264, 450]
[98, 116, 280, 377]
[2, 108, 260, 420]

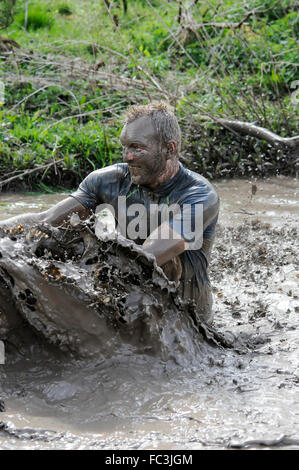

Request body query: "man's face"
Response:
[120, 115, 168, 186]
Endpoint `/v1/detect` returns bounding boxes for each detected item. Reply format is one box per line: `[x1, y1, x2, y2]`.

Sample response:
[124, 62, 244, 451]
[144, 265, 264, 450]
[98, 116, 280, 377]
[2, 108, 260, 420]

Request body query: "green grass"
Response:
[0, 0, 298, 189]
[14, 4, 54, 31]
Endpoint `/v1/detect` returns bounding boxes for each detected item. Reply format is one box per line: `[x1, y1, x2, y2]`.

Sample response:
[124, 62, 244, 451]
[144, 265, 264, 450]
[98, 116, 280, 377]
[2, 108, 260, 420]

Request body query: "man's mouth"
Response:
[128, 165, 141, 171]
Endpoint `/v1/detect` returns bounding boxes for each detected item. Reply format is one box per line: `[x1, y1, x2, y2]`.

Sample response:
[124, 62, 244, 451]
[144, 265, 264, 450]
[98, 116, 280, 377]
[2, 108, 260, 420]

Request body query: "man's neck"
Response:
[148, 158, 180, 189]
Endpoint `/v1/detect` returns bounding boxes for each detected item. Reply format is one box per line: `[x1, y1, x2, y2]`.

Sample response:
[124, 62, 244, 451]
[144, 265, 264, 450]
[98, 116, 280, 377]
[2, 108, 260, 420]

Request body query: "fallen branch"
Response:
[187, 21, 249, 29]
[0, 157, 66, 189]
[216, 119, 299, 150]
[176, 7, 257, 38]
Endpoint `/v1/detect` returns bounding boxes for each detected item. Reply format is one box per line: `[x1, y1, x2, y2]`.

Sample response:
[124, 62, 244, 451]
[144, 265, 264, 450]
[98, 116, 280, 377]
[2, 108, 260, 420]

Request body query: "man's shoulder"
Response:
[182, 165, 214, 188]
[83, 163, 129, 184]
[71, 163, 130, 210]
[179, 165, 218, 201]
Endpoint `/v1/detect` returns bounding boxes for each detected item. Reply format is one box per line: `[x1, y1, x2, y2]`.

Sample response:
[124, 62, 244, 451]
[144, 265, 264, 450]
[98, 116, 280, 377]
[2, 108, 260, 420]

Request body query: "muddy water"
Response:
[0, 176, 298, 450]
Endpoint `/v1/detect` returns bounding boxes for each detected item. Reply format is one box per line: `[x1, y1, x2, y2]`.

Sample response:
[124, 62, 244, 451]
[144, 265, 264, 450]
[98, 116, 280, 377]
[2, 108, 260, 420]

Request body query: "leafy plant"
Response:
[15, 4, 54, 31]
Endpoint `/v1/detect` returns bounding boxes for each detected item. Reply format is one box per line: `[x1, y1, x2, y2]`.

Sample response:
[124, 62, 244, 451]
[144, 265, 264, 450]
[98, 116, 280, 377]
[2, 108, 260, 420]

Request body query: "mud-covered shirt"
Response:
[71, 163, 219, 321]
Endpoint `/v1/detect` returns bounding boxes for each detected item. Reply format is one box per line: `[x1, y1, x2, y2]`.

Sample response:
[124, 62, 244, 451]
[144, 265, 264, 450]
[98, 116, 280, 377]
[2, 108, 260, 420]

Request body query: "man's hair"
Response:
[123, 101, 181, 154]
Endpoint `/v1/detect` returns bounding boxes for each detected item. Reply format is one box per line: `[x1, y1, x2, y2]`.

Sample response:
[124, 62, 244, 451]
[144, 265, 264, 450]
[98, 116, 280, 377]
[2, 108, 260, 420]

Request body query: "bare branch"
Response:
[217, 119, 299, 149]
[0, 158, 65, 189]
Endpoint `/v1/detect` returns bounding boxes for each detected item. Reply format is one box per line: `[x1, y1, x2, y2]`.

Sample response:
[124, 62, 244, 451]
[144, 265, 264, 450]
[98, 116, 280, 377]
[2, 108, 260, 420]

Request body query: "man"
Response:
[0, 102, 219, 323]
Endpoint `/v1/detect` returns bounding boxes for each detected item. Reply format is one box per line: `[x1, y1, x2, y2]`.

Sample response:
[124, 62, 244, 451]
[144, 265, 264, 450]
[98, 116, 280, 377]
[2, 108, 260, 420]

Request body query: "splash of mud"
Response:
[0, 217, 227, 364]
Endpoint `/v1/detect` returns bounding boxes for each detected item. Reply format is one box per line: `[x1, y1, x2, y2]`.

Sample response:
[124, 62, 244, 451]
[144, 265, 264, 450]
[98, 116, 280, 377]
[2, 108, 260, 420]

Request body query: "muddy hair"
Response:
[123, 101, 181, 154]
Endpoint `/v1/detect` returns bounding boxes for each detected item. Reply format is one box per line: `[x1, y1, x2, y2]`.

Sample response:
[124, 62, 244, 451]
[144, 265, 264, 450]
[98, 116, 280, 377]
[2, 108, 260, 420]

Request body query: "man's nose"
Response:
[123, 149, 135, 162]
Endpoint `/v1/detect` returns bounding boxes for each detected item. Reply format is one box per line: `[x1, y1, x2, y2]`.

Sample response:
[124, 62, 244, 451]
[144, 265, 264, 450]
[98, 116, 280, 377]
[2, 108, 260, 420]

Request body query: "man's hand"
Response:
[42, 197, 90, 226]
[142, 222, 186, 266]
[160, 255, 182, 283]
[142, 222, 185, 283]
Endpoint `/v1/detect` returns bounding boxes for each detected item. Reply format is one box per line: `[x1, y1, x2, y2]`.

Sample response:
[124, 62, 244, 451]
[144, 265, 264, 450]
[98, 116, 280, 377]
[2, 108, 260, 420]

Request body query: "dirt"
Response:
[0, 176, 298, 450]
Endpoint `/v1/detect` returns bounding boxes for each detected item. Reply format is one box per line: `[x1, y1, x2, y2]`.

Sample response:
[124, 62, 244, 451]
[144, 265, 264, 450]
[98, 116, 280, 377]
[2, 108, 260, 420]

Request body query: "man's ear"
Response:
[166, 141, 177, 157]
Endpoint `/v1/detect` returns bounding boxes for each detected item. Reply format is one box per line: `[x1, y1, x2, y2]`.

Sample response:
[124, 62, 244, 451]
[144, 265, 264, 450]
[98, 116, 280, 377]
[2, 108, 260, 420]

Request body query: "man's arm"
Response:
[142, 222, 186, 267]
[0, 197, 90, 230]
[144, 183, 220, 267]
[0, 164, 126, 231]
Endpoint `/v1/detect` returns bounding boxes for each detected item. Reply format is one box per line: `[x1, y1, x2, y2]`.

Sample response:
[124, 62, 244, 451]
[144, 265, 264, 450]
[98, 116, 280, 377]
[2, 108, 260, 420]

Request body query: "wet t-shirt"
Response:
[71, 163, 219, 322]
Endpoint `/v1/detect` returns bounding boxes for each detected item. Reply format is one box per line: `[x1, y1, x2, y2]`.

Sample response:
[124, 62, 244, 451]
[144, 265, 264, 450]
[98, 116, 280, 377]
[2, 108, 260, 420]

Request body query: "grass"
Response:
[0, 0, 298, 190]
[15, 6, 54, 31]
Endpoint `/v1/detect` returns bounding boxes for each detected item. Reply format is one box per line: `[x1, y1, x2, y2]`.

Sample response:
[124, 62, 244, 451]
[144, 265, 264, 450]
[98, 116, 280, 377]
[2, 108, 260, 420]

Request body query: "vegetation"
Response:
[0, 0, 298, 190]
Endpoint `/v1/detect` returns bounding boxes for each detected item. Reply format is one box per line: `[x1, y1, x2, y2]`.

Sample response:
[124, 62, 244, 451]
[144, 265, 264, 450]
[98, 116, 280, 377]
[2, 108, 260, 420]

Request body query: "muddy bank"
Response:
[0, 177, 298, 450]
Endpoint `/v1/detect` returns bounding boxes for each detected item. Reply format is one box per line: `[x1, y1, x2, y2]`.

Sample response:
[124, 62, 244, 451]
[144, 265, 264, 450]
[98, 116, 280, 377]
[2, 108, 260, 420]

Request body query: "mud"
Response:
[0, 216, 218, 362]
[0, 176, 298, 450]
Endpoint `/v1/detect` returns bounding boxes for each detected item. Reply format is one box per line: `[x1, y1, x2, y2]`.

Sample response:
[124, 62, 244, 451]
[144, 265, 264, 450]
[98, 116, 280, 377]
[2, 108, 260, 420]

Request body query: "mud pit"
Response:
[0, 176, 298, 450]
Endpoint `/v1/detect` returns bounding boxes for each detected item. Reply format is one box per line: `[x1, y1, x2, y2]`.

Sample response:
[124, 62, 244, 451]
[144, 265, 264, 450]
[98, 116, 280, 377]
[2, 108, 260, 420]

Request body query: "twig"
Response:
[10, 85, 49, 111]
[24, 1, 29, 31]
[51, 135, 60, 176]
[40, 109, 102, 135]
[0, 158, 65, 188]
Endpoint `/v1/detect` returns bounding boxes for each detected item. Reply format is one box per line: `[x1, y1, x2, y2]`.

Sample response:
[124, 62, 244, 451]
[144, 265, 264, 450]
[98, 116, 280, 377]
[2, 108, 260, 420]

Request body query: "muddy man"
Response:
[0, 102, 219, 323]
